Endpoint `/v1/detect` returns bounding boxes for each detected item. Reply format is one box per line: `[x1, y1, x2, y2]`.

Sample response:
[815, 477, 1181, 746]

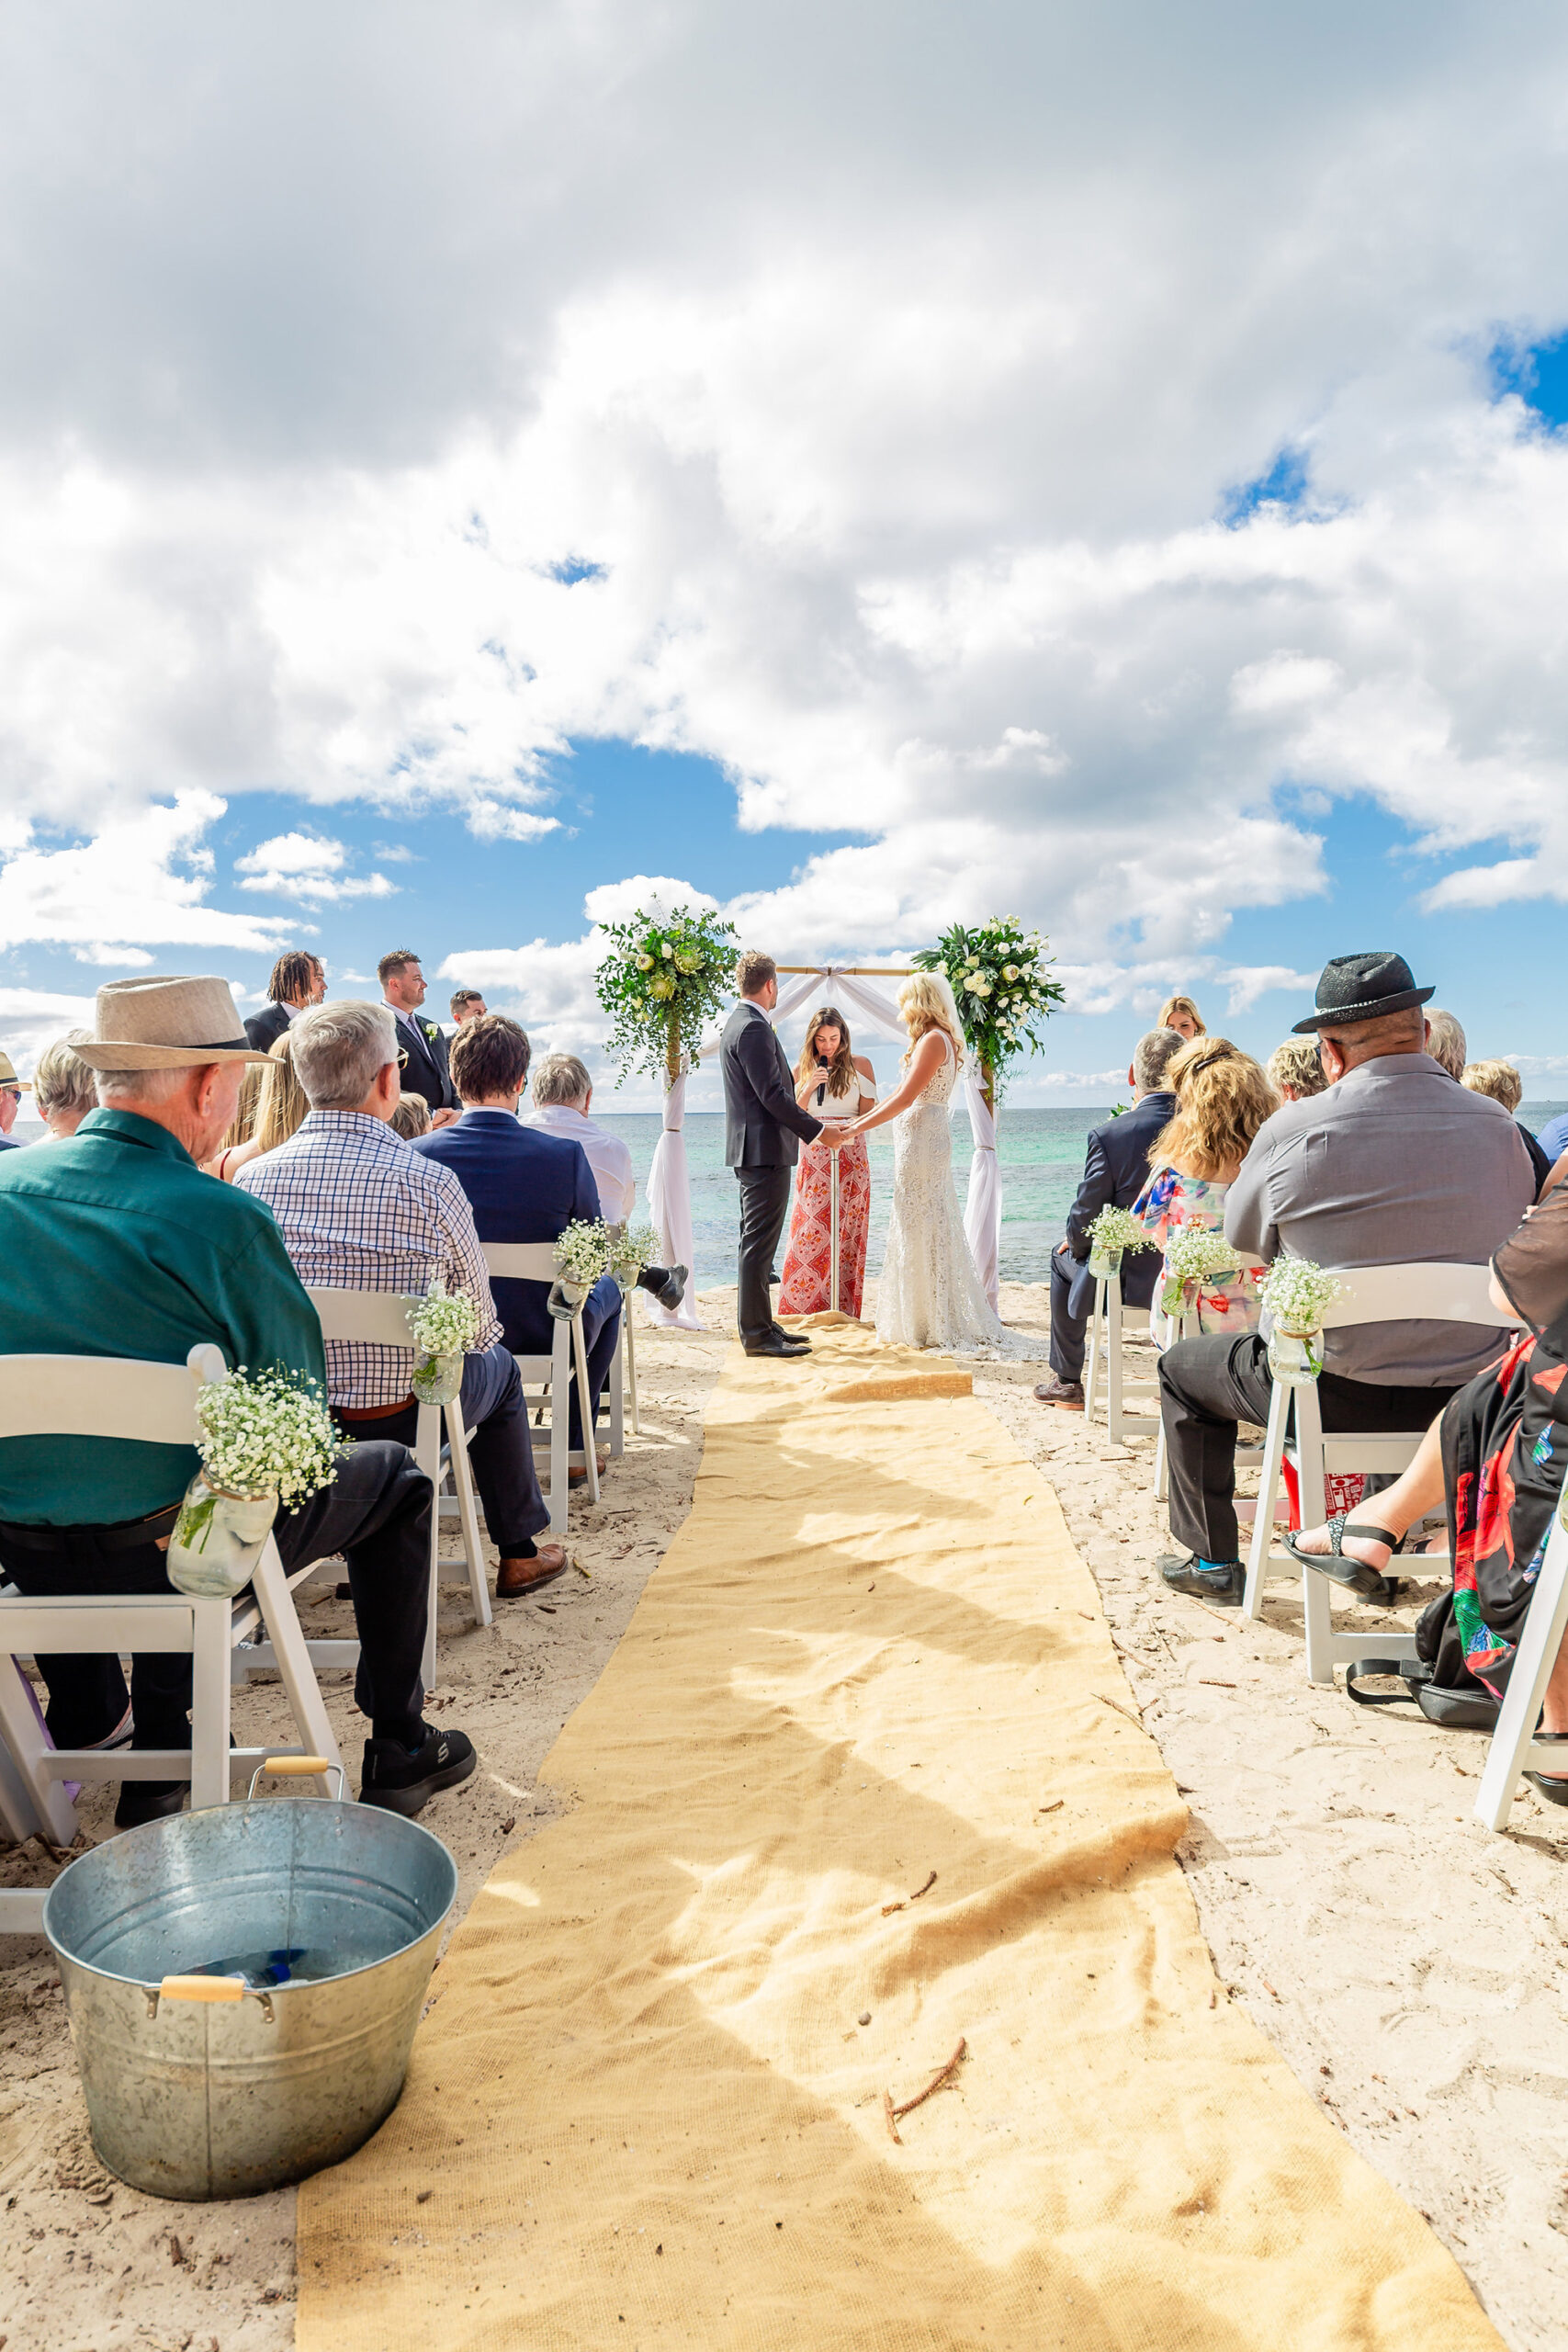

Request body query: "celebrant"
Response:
[778, 1006, 876, 1318]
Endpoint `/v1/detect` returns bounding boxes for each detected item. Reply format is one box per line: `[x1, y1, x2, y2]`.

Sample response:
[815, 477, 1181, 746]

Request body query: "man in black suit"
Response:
[720, 950, 825, 1358]
[1032, 1024, 1187, 1410]
[243, 951, 323, 1052]
[378, 948, 459, 1118]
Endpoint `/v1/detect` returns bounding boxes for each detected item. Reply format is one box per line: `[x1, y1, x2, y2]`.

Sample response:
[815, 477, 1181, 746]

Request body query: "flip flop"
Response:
[1284, 1512, 1405, 1600]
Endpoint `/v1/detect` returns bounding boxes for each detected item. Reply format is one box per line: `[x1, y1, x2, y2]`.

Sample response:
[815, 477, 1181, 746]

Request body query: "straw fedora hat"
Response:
[0, 1050, 31, 1092]
[73, 976, 276, 1072]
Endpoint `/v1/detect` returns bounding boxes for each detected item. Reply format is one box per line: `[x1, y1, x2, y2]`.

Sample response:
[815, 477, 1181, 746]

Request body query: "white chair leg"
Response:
[572, 1312, 600, 1505]
[251, 1540, 343, 1788]
[1474, 1504, 1568, 1832]
[1084, 1277, 1104, 1423]
[625, 1301, 640, 1437]
[607, 1309, 626, 1458]
[1107, 1277, 1125, 1444]
[548, 1327, 570, 1534]
[0, 1649, 77, 1844]
[414, 1402, 441, 1694]
[1244, 1385, 1292, 1620]
[1292, 1389, 1337, 1685]
[190, 1596, 232, 1810]
[445, 1398, 491, 1630]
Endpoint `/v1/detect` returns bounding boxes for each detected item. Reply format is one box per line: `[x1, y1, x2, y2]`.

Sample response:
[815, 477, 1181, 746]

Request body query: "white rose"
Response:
[973, 978, 991, 997]
[661, 941, 674, 958]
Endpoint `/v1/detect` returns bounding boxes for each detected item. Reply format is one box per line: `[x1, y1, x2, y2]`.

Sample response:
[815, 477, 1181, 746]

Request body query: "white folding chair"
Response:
[293, 1288, 490, 1695]
[481, 1244, 606, 1533]
[1474, 1491, 1568, 1832]
[1242, 1262, 1502, 1684]
[617, 1281, 640, 1438]
[0, 1346, 342, 1933]
[1083, 1268, 1162, 1443]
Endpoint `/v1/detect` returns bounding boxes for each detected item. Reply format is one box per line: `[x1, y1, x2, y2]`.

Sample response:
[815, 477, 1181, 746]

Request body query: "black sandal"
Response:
[1284, 1512, 1405, 1600]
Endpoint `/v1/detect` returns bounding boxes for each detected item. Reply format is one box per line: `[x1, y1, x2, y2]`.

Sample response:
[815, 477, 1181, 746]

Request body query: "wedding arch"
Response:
[642, 961, 1004, 1333]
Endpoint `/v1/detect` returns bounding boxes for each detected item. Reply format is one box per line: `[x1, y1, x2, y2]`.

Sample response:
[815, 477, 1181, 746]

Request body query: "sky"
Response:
[5, 0, 1568, 1109]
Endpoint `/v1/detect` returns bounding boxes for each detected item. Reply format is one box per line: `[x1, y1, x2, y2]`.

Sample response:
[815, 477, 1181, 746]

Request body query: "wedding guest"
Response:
[1537, 1105, 1568, 1166]
[244, 950, 324, 1053]
[0, 1050, 27, 1149]
[31, 1034, 97, 1140]
[1287, 1174, 1568, 1795]
[1156, 994, 1206, 1041]
[378, 948, 460, 1119]
[0, 975, 474, 1825]
[390, 1091, 433, 1139]
[450, 989, 488, 1026]
[1033, 1025, 1185, 1410]
[205, 1034, 309, 1181]
[415, 1015, 622, 1486]
[1155, 954, 1533, 1607]
[205, 1061, 266, 1175]
[1463, 1058, 1552, 1194]
[720, 951, 825, 1357]
[1264, 1038, 1328, 1102]
[237, 1001, 566, 1598]
[1426, 1006, 1467, 1081]
[526, 1052, 688, 1311]
[1134, 1039, 1276, 1335]
[779, 1008, 877, 1317]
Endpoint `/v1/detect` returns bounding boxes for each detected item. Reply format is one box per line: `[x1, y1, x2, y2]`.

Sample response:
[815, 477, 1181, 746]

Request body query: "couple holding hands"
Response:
[719, 949, 1014, 1357]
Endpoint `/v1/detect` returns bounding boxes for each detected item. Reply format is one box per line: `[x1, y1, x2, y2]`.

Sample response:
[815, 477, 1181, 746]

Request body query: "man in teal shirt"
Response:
[0, 975, 476, 1826]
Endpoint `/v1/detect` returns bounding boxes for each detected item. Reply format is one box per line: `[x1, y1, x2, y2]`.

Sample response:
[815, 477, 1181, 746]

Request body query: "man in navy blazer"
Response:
[1032, 1026, 1187, 1410]
[412, 1015, 621, 1464]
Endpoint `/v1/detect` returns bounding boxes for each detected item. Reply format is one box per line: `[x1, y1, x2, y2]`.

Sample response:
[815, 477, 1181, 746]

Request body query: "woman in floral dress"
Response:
[1134, 1037, 1276, 1336]
[778, 1008, 877, 1317]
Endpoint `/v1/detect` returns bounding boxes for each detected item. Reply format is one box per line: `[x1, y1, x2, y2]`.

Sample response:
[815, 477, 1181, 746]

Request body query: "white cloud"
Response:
[7, 4, 1568, 981]
[235, 830, 395, 903]
[0, 985, 99, 1074]
[0, 795, 290, 958]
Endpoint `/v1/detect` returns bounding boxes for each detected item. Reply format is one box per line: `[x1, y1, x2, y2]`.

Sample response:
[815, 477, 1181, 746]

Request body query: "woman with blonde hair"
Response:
[842, 972, 1018, 1351]
[32, 1032, 98, 1139]
[204, 1034, 310, 1181]
[1134, 1037, 1276, 1334]
[778, 1007, 877, 1316]
[1157, 992, 1206, 1041]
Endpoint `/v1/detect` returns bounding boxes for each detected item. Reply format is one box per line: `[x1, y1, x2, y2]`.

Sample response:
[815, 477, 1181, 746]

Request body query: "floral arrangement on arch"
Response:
[594, 904, 739, 1084]
[912, 917, 1065, 1092]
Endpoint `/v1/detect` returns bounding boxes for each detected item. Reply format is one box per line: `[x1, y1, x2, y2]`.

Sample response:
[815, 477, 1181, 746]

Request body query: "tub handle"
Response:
[151, 1975, 277, 2025]
[245, 1755, 346, 1802]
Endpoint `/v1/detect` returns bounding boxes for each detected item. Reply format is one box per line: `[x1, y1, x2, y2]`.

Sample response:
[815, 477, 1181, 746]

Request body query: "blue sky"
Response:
[5, 4, 1568, 1108]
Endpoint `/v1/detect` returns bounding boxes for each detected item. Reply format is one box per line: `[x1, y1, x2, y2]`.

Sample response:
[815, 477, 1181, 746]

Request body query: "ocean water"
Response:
[596, 1102, 1568, 1289]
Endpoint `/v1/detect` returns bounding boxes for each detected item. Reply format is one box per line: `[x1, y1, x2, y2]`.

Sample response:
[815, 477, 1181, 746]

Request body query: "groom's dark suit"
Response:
[720, 1001, 823, 1343]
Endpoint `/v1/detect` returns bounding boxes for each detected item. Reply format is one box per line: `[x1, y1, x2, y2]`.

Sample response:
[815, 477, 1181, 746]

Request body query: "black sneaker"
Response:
[1157, 1554, 1245, 1607]
[114, 1780, 188, 1831]
[360, 1726, 477, 1816]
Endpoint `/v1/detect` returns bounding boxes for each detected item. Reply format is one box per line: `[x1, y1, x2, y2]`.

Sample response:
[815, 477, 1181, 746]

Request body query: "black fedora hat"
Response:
[1292, 951, 1435, 1035]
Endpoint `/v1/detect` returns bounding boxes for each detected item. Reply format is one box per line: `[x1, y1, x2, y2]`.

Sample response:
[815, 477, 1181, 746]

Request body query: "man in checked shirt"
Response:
[238, 1001, 569, 1603]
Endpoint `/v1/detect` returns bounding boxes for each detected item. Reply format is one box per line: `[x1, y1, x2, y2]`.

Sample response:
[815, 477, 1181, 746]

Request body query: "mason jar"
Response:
[1267, 1326, 1323, 1386]
[165, 1475, 278, 1600]
[412, 1351, 464, 1408]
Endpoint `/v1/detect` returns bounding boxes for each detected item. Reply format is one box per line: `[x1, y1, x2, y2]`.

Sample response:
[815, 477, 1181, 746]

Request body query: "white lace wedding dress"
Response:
[874, 1034, 1020, 1353]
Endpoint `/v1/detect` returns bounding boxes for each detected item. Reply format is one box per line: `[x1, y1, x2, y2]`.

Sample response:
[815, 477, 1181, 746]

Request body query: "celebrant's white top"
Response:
[808, 1069, 876, 1127]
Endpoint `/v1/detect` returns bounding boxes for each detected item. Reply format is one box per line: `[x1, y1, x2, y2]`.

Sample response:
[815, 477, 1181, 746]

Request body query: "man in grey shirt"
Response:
[1157, 952, 1533, 1606]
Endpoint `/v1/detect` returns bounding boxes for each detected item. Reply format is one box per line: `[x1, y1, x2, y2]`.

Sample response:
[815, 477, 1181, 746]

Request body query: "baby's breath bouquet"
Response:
[405, 1275, 479, 1406]
[594, 903, 739, 1084]
[1086, 1204, 1158, 1276]
[609, 1221, 660, 1283]
[912, 916, 1066, 1104]
[1260, 1258, 1343, 1386]
[167, 1367, 345, 1600]
[1160, 1227, 1245, 1317]
[555, 1218, 612, 1292]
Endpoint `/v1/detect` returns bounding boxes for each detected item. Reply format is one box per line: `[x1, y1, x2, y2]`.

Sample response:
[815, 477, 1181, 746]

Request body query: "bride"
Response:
[840, 972, 1018, 1353]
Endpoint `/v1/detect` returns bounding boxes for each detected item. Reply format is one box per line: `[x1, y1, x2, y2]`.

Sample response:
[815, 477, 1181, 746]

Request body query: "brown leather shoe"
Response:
[496, 1544, 570, 1599]
[567, 1457, 608, 1489]
[1032, 1376, 1085, 1411]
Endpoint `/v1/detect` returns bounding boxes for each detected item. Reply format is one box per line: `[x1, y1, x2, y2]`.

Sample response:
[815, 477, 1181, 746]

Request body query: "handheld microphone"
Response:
[815, 1049, 829, 1108]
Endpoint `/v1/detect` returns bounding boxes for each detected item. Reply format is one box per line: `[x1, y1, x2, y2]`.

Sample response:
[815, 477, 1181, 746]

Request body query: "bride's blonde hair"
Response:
[897, 973, 964, 1069]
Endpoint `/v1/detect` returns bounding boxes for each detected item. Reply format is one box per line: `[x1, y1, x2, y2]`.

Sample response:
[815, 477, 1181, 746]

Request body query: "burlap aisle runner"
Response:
[298, 1317, 1501, 2351]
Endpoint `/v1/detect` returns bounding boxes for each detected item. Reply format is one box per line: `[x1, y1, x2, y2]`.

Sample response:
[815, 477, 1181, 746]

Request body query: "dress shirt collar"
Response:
[533, 1102, 590, 1132]
[460, 1106, 520, 1125]
[74, 1105, 197, 1167]
[271, 999, 302, 1024]
[738, 998, 771, 1023]
[297, 1107, 404, 1147]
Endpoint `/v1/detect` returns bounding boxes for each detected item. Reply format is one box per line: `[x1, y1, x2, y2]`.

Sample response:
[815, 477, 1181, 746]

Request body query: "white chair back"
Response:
[1316, 1261, 1501, 1329]
[0, 1346, 225, 1442]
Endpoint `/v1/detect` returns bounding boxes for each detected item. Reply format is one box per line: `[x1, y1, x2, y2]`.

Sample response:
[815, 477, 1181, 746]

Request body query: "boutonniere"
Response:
[422, 1020, 440, 1040]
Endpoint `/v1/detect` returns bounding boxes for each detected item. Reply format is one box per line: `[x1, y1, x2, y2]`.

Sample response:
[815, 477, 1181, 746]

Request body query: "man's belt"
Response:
[337, 1396, 416, 1423]
[0, 1501, 183, 1555]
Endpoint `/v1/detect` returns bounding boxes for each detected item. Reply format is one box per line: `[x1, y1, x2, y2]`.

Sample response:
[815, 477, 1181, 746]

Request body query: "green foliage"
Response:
[595, 904, 739, 1085]
[912, 916, 1066, 1091]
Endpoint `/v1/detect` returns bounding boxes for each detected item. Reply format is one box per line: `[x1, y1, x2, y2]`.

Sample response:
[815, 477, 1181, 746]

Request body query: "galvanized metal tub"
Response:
[42, 1763, 457, 2200]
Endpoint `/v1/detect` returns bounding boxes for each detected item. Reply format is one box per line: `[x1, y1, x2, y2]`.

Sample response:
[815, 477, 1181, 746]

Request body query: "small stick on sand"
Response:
[881, 1868, 938, 1917]
[885, 2037, 967, 2140]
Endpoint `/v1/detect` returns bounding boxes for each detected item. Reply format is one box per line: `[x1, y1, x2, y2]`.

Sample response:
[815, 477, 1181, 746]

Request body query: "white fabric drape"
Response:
[654, 963, 998, 1331]
[644, 1067, 704, 1332]
[962, 1069, 1001, 1309]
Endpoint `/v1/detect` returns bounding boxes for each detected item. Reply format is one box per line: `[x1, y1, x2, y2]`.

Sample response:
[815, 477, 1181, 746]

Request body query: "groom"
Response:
[721, 950, 827, 1358]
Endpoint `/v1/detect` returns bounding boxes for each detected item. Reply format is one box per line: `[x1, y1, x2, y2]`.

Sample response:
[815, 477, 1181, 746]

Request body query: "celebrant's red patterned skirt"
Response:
[779, 1136, 870, 1318]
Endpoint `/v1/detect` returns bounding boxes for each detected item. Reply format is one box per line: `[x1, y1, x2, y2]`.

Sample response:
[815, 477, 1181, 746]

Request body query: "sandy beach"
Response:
[2, 1282, 1563, 2351]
